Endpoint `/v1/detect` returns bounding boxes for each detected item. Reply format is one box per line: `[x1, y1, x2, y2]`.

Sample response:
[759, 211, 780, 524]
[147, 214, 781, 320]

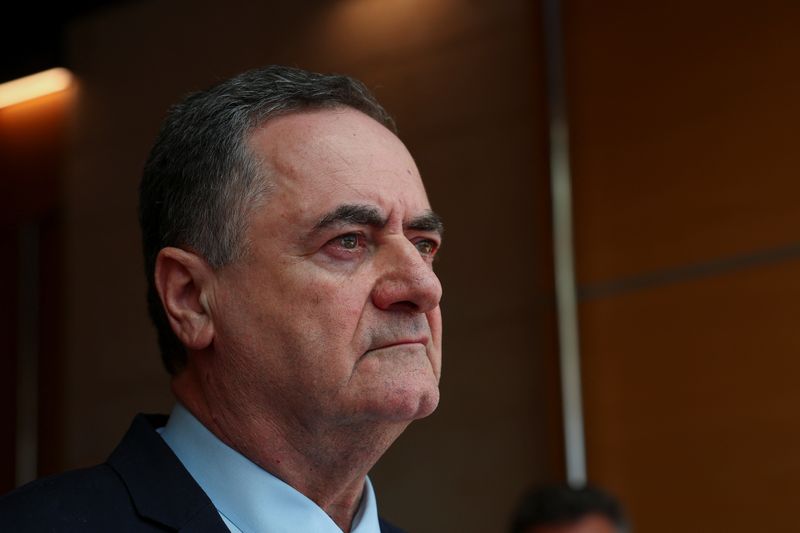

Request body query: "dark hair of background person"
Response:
[139, 65, 398, 375]
[509, 483, 628, 533]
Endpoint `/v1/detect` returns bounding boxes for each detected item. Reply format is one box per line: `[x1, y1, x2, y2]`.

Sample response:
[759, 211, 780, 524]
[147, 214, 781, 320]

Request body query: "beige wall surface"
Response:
[62, 1, 558, 532]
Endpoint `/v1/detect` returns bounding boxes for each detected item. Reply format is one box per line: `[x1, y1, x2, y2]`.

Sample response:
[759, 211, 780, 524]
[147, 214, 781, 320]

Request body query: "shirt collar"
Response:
[159, 403, 381, 533]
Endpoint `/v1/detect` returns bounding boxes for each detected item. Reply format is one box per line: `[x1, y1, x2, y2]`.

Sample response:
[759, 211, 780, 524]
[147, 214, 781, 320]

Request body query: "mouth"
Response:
[365, 338, 428, 354]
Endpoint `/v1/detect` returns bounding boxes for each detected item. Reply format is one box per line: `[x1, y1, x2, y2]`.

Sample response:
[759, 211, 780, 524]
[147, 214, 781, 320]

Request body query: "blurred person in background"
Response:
[510, 483, 628, 533]
[0, 65, 445, 533]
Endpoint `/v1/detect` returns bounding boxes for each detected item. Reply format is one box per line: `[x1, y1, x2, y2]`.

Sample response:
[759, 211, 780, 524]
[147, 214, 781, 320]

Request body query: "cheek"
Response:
[427, 306, 443, 340]
[427, 306, 443, 375]
[288, 278, 370, 346]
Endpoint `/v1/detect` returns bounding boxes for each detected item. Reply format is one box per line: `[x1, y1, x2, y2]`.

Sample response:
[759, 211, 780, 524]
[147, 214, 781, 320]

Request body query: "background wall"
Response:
[566, 2, 800, 532]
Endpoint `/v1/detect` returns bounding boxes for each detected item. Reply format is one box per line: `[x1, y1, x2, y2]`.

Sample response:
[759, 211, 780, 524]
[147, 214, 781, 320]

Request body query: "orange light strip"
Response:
[0, 68, 74, 109]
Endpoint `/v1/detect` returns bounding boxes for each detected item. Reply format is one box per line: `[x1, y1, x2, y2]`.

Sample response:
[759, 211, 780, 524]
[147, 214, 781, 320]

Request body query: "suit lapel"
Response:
[107, 414, 229, 532]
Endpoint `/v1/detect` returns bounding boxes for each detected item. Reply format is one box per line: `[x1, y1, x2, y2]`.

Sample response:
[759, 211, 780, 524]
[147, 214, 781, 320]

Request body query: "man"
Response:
[509, 483, 628, 533]
[0, 65, 444, 532]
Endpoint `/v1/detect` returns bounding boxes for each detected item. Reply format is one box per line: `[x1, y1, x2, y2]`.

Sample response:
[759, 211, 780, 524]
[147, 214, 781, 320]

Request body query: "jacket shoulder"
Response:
[0, 464, 152, 531]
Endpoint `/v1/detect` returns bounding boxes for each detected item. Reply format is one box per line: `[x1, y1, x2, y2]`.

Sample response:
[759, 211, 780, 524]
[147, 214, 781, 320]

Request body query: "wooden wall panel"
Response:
[581, 260, 800, 532]
[566, 1, 800, 531]
[566, 1, 800, 285]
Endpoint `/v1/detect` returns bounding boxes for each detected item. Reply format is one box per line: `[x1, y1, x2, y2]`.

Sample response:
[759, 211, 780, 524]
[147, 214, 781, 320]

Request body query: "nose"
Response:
[371, 239, 442, 314]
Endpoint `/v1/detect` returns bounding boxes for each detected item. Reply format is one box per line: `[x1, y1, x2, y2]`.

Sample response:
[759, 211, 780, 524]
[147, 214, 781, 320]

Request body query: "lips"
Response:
[365, 337, 428, 354]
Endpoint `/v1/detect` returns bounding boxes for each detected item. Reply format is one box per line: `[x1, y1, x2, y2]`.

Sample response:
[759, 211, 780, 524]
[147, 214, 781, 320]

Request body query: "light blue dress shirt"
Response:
[158, 403, 381, 533]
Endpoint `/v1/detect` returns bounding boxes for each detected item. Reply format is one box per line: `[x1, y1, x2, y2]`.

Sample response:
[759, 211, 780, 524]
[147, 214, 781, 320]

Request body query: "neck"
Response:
[172, 369, 407, 532]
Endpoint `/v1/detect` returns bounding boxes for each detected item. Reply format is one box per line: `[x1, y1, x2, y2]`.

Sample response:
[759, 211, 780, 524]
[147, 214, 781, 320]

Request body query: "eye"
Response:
[414, 239, 438, 256]
[338, 233, 360, 250]
[326, 233, 366, 254]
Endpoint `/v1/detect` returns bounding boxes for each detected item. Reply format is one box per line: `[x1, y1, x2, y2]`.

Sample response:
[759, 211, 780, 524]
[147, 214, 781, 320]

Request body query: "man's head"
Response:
[510, 484, 628, 533]
[139, 66, 443, 436]
[140, 65, 397, 375]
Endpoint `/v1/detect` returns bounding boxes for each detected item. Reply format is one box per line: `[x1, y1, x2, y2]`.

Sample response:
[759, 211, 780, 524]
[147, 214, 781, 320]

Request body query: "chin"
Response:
[373, 385, 440, 422]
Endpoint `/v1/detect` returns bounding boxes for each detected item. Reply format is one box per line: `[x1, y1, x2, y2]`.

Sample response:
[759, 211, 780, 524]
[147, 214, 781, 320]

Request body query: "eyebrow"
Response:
[407, 211, 445, 236]
[312, 204, 444, 236]
[313, 204, 385, 230]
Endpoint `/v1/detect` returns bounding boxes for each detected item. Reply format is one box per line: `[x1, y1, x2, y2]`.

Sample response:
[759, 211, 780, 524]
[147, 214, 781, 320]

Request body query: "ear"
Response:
[154, 247, 215, 351]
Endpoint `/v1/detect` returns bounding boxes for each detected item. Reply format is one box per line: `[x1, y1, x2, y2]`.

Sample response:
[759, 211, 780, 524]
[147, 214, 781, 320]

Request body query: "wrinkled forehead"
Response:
[248, 107, 431, 220]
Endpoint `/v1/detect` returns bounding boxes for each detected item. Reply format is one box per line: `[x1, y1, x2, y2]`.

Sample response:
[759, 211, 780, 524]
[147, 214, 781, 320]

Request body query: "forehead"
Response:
[248, 107, 430, 222]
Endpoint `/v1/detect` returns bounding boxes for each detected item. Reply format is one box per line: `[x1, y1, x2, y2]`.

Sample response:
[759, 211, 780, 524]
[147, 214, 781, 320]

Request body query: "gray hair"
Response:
[139, 65, 397, 374]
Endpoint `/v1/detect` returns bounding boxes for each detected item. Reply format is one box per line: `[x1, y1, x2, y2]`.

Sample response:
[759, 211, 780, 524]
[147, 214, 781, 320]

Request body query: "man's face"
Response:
[207, 107, 443, 432]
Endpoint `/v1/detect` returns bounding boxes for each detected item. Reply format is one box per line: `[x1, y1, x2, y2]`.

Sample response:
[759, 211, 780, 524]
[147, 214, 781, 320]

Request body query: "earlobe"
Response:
[154, 247, 215, 351]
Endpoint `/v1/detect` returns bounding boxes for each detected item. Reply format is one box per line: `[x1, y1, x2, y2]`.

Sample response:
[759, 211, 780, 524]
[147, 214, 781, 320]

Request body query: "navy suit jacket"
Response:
[0, 414, 405, 532]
